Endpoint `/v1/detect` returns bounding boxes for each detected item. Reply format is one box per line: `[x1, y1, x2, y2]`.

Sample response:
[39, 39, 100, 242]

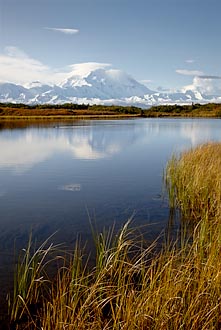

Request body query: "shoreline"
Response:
[1, 103, 221, 120]
[0, 114, 139, 120]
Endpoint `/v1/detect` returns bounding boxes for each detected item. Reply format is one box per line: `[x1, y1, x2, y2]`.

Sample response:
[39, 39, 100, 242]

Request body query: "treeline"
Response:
[1, 102, 221, 117]
[147, 103, 221, 117]
[88, 105, 143, 114]
[0, 102, 89, 110]
[0, 102, 143, 115]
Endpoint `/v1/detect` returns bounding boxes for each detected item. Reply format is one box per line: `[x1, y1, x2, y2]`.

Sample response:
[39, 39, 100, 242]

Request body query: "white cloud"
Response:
[67, 62, 111, 77]
[185, 59, 195, 64]
[177, 68, 221, 95]
[45, 27, 79, 35]
[176, 69, 204, 76]
[5, 46, 29, 58]
[182, 76, 221, 95]
[0, 46, 54, 85]
[0, 46, 111, 85]
[140, 79, 152, 85]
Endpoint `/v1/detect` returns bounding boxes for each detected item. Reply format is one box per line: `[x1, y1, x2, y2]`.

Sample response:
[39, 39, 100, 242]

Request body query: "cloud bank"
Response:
[0, 46, 110, 85]
[182, 76, 221, 95]
[176, 68, 221, 95]
[0, 46, 53, 85]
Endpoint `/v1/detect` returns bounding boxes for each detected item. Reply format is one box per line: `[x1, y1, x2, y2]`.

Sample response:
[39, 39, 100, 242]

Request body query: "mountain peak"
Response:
[59, 67, 152, 99]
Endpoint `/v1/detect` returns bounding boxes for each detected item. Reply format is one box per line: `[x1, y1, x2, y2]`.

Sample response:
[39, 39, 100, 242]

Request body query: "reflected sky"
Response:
[1, 119, 221, 172]
[0, 121, 137, 171]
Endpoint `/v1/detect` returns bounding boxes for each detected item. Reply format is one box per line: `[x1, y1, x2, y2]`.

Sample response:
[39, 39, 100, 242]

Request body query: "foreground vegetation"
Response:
[165, 142, 221, 221]
[1, 102, 221, 120]
[4, 143, 221, 329]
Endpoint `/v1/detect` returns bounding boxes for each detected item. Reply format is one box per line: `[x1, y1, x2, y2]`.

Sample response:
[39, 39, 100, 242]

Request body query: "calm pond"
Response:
[1, 117, 221, 308]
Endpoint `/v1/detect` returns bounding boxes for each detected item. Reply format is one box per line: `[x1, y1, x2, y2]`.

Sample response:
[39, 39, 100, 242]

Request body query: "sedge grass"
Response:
[8, 221, 221, 329]
[165, 142, 221, 222]
[7, 142, 221, 329]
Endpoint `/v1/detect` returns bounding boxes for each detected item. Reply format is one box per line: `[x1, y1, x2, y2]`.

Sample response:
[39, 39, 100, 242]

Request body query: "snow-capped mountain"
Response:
[59, 68, 151, 99]
[0, 83, 32, 103]
[0, 68, 220, 106]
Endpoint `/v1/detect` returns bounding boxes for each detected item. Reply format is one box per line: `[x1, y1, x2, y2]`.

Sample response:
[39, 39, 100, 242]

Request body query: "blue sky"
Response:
[0, 0, 221, 92]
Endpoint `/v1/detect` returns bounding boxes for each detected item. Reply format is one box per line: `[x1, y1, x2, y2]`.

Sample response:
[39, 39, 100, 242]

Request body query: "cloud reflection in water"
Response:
[0, 119, 220, 173]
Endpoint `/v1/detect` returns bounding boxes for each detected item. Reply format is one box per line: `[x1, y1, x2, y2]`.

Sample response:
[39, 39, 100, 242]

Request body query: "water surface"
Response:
[1, 118, 221, 306]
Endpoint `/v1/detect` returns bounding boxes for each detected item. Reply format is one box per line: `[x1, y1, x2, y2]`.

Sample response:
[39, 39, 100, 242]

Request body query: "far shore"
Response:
[0, 102, 221, 120]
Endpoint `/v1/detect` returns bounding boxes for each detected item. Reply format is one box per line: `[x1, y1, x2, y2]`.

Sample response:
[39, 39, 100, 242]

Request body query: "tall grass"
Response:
[8, 233, 60, 329]
[165, 142, 221, 221]
[7, 143, 221, 329]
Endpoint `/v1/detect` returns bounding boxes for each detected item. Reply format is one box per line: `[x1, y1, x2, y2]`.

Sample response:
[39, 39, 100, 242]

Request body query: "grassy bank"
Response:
[1, 102, 221, 120]
[5, 143, 221, 329]
[0, 103, 143, 120]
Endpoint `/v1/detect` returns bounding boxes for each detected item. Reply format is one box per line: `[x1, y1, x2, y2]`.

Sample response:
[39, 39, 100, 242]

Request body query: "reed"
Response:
[165, 142, 221, 221]
[8, 233, 60, 328]
[8, 223, 221, 329]
[7, 143, 221, 329]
